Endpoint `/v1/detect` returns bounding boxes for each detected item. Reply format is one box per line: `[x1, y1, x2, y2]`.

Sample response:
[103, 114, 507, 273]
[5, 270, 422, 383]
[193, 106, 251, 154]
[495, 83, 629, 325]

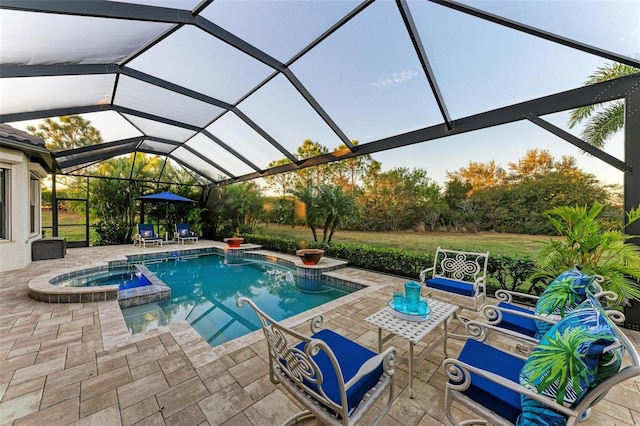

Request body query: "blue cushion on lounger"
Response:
[425, 277, 475, 297]
[455, 339, 524, 424]
[496, 302, 537, 338]
[294, 329, 383, 414]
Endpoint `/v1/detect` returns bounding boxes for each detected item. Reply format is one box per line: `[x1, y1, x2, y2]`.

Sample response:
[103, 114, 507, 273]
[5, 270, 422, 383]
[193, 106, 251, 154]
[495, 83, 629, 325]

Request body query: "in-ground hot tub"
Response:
[29, 263, 170, 307]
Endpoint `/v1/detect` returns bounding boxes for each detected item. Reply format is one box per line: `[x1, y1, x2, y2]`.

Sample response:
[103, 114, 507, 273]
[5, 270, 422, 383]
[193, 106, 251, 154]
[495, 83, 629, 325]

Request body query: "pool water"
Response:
[55, 266, 150, 290]
[120, 253, 357, 346]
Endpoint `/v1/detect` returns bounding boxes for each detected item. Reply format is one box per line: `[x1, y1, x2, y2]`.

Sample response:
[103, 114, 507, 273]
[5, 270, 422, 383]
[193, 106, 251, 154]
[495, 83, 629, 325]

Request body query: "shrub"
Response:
[94, 219, 131, 245]
[244, 233, 538, 295]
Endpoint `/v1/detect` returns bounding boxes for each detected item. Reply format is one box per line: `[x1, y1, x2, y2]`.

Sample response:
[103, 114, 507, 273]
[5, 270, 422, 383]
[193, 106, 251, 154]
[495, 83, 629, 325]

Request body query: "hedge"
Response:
[243, 233, 538, 295]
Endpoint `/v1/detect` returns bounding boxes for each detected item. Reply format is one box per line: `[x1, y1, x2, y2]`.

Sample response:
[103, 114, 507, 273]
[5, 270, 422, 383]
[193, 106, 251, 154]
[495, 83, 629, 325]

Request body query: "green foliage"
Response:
[263, 197, 295, 225]
[535, 202, 640, 304]
[243, 233, 537, 294]
[358, 167, 441, 231]
[186, 207, 207, 235]
[469, 166, 611, 235]
[487, 255, 538, 293]
[569, 58, 639, 148]
[93, 219, 132, 245]
[242, 234, 300, 254]
[27, 115, 103, 151]
[289, 180, 359, 242]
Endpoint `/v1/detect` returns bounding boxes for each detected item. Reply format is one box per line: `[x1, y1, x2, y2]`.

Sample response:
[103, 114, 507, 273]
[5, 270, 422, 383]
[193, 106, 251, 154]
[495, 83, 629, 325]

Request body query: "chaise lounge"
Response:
[174, 223, 199, 245]
[134, 223, 163, 248]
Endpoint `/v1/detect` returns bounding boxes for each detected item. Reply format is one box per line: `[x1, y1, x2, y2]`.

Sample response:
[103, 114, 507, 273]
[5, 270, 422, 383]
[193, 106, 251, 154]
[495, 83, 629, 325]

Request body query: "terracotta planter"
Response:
[224, 237, 244, 248]
[296, 249, 325, 265]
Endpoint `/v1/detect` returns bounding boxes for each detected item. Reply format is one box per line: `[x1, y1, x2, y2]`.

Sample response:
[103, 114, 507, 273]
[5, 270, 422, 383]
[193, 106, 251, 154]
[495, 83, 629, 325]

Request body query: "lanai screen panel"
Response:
[139, 140, 178, 154]
[0, 10, 171, 65]
[127, 25, 274, 104]
[0, 75, 115, 117]
[205, 112, 286, 170]
[55, 140, 140, 169]
[290, 0, 443, 144]
[114, 76, 224, 128]
[201, 0, 361, 63]
[162, 157, 211, 186]
[408, 1, 616, 119]
[237, 74, 344, 154]
[184, 134, 255, 177]
[456, 0, 640, 58]
[122, 114, 197, 143]
[171, 146, 229, 182]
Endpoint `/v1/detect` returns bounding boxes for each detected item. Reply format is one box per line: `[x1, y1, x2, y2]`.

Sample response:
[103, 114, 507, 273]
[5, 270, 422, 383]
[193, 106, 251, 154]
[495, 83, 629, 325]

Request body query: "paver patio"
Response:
[1, 242, 639, 425]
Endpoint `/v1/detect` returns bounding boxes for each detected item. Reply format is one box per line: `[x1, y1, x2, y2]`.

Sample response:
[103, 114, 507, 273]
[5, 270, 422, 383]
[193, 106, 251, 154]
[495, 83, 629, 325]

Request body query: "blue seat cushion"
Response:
[496, 302, 537, 337]
[425, 277, 475, 297]
[294, 329, 383, 414]
[455, 339, 524, 424]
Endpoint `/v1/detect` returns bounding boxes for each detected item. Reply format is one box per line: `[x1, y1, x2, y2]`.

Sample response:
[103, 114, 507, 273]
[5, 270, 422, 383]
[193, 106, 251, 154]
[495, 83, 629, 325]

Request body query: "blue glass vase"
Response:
[404, 281, 421, 313]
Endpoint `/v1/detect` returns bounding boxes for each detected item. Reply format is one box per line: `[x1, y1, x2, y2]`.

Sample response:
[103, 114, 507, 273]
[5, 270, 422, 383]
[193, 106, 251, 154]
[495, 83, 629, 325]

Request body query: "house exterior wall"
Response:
[0, 146, 45, 272]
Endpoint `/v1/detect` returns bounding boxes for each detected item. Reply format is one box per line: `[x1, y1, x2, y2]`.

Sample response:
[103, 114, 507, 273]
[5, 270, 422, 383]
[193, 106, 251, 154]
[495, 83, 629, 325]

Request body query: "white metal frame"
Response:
[479, 277, 625, 344]
[442, 320, 640, 425]
[419, 247, 489, 312]
[364, 298, 458, 398]
[237, 297, 397, 426]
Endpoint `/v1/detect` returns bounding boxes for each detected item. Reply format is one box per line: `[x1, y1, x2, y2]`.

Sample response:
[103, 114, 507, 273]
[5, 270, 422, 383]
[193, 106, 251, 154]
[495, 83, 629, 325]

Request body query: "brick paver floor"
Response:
[1, 243, 639, 425]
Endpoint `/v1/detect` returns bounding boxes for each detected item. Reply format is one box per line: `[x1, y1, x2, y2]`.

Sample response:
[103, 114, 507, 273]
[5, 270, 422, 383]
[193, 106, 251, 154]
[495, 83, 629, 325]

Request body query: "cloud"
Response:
[369, 68, 419, 88]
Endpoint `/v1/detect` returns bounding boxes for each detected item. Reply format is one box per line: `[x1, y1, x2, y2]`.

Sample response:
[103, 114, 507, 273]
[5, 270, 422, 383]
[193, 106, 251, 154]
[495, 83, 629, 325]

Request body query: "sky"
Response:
[4, 0, 639, 190]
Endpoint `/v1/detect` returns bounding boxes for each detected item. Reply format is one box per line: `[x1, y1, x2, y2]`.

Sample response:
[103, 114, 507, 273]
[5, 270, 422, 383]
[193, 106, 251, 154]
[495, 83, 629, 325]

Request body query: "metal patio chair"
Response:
[237, 297, 397, 426]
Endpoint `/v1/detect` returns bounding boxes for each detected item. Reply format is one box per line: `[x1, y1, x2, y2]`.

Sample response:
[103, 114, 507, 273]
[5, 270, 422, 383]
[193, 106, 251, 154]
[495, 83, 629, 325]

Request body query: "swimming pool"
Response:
[120, 253, 359, 346]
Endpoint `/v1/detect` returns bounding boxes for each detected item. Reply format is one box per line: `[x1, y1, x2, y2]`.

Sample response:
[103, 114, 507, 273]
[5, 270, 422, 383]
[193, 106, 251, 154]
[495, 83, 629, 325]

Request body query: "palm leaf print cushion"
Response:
[534, 267, 597, 338]
[518, 294, 623, 425]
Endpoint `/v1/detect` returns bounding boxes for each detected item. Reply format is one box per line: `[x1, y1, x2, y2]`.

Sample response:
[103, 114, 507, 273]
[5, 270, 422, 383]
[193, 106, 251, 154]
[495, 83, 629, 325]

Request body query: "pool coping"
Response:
[29, 243, 375, 368]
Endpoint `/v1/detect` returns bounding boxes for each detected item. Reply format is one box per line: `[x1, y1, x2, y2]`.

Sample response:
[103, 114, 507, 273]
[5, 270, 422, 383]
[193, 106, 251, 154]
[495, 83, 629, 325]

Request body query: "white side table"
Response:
[365, 298, 459, 398]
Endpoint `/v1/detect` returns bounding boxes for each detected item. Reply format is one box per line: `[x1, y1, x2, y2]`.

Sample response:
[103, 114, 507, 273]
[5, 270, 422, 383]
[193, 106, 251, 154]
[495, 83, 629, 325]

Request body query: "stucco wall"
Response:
[0, 147, 44, 272]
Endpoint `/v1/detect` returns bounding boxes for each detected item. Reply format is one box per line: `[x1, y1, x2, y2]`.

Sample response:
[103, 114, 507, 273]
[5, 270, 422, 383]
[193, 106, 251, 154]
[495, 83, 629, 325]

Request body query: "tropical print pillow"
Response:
[518, 294, 624, 426]
[534, 267, 597, 338]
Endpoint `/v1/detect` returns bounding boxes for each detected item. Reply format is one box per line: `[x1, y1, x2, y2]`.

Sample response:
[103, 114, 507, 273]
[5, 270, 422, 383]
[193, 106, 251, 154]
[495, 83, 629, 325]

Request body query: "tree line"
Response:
[262, 145, 621, 236]
[32, 115, 621, 243]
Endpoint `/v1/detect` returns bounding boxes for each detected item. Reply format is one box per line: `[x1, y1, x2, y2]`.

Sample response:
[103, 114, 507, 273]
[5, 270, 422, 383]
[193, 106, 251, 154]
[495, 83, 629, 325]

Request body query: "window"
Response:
[0, 168, 8, 239]
[30, 173, 40, 235]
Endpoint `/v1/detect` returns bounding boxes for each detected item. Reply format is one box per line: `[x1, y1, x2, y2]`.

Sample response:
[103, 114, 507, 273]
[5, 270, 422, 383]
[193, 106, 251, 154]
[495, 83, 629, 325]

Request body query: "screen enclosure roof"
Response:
[1, 0, 639, 187]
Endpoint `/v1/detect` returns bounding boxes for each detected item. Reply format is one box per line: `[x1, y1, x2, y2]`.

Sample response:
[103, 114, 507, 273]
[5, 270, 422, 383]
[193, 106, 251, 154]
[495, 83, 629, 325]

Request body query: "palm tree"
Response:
[319, 185, 358, 243]
[568, 58, 639, 147]
[289, 180, 321, 242]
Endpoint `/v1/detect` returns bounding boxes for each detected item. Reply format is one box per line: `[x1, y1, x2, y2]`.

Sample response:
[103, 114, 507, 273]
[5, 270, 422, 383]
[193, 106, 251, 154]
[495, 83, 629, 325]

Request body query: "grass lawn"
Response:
[41, 209, 551, 257]
[255, 224, 550, 258]
[42, 208, 98, 243]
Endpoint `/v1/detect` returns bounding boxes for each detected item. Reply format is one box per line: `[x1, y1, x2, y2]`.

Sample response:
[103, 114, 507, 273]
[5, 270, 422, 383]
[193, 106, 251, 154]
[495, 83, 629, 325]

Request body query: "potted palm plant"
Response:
[534, 202, 640, 307]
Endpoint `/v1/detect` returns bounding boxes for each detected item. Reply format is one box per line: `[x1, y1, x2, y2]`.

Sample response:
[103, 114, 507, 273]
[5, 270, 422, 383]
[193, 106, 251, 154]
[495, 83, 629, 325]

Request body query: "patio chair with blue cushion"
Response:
[442, 293, 639, 425]
[134, 223, 163, 248]
[174, 223, 199, 245]
[479, 267, 624, 345]
[237, 297, 397, 426]
[420, 247, 490, 311]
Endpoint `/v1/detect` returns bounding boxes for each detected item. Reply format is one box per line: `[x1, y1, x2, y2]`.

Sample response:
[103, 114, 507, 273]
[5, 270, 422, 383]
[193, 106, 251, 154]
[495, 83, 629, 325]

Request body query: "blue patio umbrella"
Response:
[138, 191, 197, 204]
[137, 191, 197, 238]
